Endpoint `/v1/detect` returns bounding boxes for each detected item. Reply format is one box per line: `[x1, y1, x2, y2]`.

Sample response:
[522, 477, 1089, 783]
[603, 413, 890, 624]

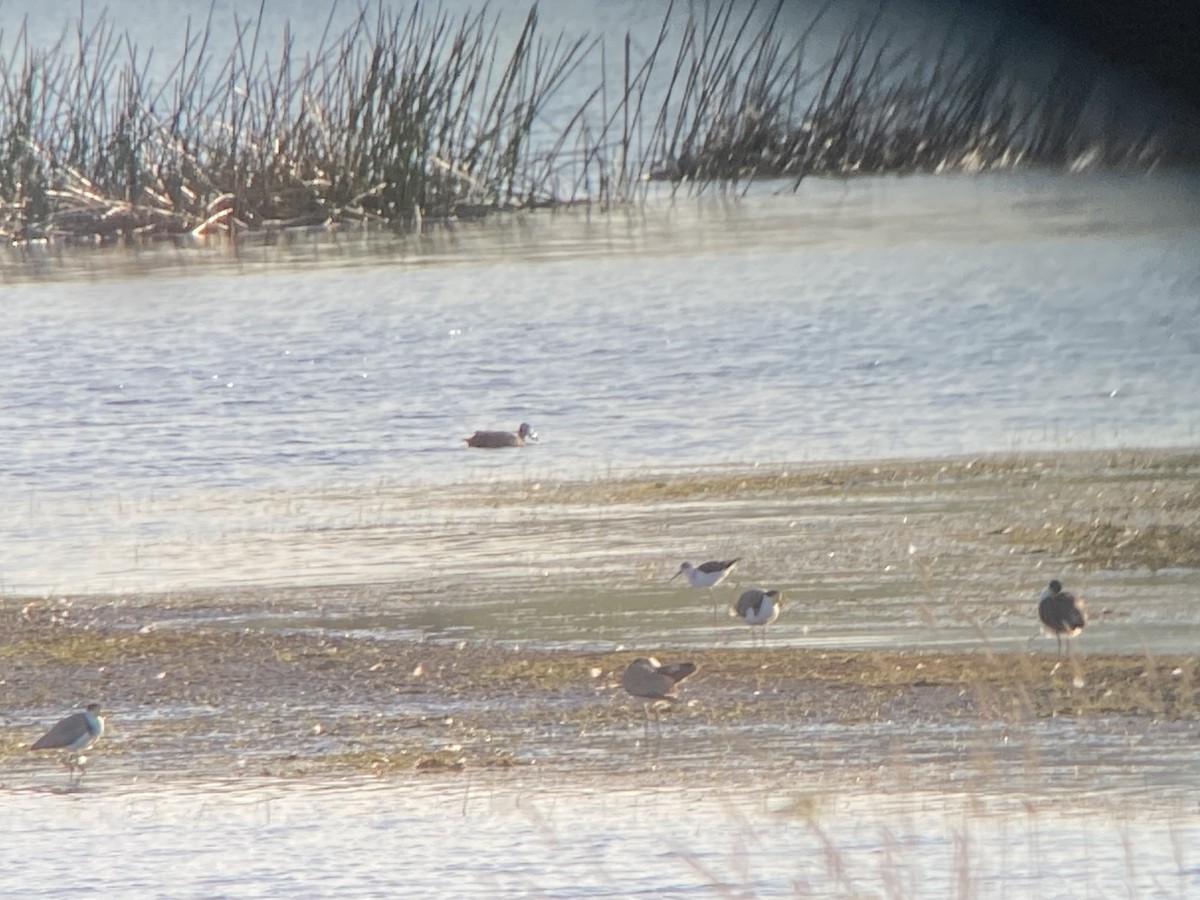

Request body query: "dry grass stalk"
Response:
[1, 1, 1195, 244]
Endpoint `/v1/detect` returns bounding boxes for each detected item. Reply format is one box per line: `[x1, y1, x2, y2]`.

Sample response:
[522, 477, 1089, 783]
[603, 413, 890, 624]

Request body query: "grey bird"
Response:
[31, 703, 106, 782]
[1038, 579, 1086, 656]
[733, 588, 783, 645]
[464, 423, 537, 448]
[621, 657, 697, 732]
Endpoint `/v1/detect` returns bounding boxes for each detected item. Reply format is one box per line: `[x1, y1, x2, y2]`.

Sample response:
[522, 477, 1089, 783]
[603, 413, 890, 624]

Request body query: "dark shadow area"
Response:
[981, 0, 1200, 110]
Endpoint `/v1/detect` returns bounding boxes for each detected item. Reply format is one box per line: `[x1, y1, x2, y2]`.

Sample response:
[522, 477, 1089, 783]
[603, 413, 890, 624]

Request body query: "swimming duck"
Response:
[464, 422, 537, 448]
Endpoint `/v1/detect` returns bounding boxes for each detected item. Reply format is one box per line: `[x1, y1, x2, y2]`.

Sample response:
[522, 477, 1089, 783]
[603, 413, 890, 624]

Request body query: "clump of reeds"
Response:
[618, 1, 1199, 187]
[0, 3, 601, 243]
[1, 0, 1195, 245]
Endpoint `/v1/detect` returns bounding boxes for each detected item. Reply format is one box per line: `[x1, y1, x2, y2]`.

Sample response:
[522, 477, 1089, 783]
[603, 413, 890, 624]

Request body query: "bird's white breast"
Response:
[742, 598, 779, 626]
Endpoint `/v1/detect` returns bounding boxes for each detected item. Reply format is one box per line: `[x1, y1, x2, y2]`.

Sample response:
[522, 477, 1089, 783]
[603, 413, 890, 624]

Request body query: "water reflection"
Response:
[3, 175, 1200, 610]
[2, 774, 1197, 897]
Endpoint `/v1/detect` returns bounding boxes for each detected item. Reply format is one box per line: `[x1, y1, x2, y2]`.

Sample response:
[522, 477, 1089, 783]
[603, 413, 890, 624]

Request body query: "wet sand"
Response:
[2, 448, 1198, 787]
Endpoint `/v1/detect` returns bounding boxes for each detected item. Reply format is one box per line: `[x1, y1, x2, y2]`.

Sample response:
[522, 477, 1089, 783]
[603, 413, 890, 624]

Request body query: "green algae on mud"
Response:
[1001, 522, 1200, 571]
[454, 448, 1200, 505]
[2, 610, 1199, 780]
[449, 447, 1200, 576]
[2, 447, 1199, 781]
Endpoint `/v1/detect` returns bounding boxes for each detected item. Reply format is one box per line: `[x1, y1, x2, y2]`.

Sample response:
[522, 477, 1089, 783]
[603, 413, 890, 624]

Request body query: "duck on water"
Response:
[464, 423, 538, 448]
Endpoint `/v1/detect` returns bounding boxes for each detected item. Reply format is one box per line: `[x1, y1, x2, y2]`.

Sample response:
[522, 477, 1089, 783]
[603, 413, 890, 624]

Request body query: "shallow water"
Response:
[2, 774, 1197, 898]
[5, 172, 1200, 899]
[3, 5, 1199, 893]
[4, 173, 1200, 598]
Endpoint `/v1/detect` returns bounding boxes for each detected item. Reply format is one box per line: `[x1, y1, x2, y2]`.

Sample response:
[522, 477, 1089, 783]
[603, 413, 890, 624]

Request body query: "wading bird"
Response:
[464, 423, 537, 448]
[671, 558, 741, 590]
[31, 703, 106, 783]
[733, 588, 783, 645]
[621, 657, 697, 733]
[1038, 579, 1086, 657]
[671, 558, 741, 614]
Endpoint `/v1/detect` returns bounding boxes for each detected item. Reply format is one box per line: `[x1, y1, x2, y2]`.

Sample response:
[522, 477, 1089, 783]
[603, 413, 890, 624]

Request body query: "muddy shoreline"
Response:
[2, 447, 1198, 783]
[2, 620, 1197, 783]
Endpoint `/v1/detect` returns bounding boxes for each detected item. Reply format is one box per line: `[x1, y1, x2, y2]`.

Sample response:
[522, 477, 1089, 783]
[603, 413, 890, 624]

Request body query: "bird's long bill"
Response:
[668, 570, 682, 581]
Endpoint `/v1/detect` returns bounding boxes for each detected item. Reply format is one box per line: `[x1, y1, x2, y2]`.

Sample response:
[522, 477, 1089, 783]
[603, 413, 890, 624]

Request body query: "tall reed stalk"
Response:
[0, 1, 1193, 244]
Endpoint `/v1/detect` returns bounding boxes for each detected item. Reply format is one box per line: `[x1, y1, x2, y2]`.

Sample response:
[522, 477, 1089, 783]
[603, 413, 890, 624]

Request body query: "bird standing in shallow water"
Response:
[621, 657, 697, 733]
[671, 558, 741, 589]
[1038, 579, 1085, 657]
[671, 558, 741, 615]
[464, 422, 537, 448]
[31, 703, 105, 783]
[733, 588, 783, 645]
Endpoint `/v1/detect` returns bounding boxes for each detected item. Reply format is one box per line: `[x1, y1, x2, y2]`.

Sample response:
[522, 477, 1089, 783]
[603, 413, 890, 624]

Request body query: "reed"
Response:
[0, 1, 1194, 244]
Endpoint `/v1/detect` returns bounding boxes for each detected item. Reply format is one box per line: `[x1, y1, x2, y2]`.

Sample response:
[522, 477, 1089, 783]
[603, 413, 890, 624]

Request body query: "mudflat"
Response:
[2, 448, 1198, 784]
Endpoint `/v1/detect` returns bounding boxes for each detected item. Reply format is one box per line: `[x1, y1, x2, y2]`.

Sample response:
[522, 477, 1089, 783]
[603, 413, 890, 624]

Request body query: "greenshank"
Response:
[671, 558, 741, 589]
[671, 558, 741, 616]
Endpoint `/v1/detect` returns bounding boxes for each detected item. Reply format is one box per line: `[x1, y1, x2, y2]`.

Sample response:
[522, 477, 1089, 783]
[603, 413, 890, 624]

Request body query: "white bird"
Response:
[671, 558, 741, 616]
[732, 588, 783, 645]
[621, 657, 697, 733]
[31, 703, 106, 783]
[1038, 579, 1086, 657]
[671, 558, 740, 589]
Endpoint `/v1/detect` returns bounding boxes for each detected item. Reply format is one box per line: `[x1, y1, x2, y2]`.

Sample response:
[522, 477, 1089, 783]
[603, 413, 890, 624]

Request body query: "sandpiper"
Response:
[621, 657, 697, 732]
[464, 422, 537, 448]
[671, 558, 741, 616]
[733, 588, 783, 645]
[671, 558, 741, 589]
[31, 703, 106, 783]
[1038, 579, 1086, 656]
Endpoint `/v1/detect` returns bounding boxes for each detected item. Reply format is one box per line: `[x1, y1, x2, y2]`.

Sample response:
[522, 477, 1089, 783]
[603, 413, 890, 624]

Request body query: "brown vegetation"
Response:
[2, 601, 1196, 779]
[2, 448, 1197, 782]
[2, 2, 1196, 245]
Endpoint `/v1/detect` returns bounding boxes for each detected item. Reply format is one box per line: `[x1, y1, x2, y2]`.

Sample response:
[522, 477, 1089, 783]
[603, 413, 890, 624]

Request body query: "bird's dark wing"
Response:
[735, 589, 763, 617]
[622, 660, 673, 699]
[1039, 593, 1085, 632]
[31, 712, 88, 750]
[657, 662, 697, 684]
[698, 558, 739, 574]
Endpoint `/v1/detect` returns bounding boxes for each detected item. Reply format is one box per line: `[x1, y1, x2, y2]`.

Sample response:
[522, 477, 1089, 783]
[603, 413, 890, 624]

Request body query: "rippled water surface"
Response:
[3, 6, 1200, 896]
[3, 776, 1198, 898]
[4, 173, 1200, 595]
[4, 171, 1200, 898]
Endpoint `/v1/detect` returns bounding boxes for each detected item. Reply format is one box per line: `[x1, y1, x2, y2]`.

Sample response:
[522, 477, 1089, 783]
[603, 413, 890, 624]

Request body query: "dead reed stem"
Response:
[1, 0, 1195, 244]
